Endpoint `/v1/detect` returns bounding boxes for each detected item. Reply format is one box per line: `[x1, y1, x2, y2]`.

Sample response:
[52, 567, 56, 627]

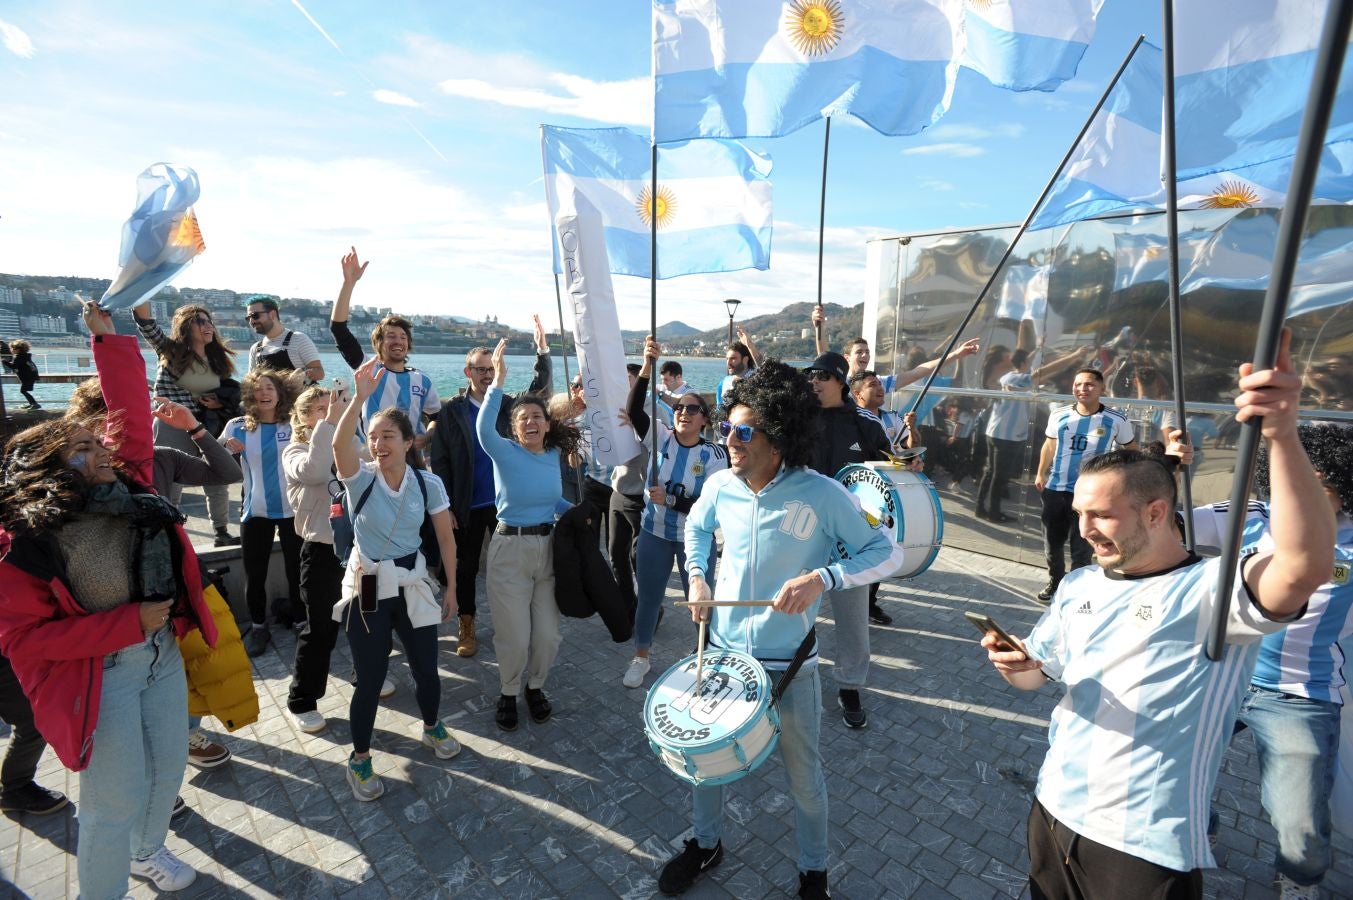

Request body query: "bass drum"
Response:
[835, 462, 944, 579]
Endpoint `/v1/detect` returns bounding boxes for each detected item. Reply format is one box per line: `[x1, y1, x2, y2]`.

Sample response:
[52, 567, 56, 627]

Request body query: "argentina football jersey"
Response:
[641, 429, 727, 541]
[360, 367, 440, 438]
[223, 419, 294, 520]
[1044, 404, 1135, 492]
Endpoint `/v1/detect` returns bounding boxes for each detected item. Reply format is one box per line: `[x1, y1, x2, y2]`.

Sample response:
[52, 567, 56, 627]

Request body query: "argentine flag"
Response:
[652, 0, 963, 142]
[961, 0, 1105, 92]
[542, 125, 773, 280]
[99, 163, 206, 311]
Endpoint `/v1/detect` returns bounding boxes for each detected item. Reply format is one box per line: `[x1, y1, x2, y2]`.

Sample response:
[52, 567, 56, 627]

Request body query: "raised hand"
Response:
[1235, 329, 1301, 441]
[533, 314, 548, 353]
[955, 338, 981, 359]
[82, 299, 114, 335]
[491, 338, 509, 387]
[644, 335, 661, 362]
[352, 356, 382, 401]
[341, 246, 369, 285]
[152, 397, 201, 433]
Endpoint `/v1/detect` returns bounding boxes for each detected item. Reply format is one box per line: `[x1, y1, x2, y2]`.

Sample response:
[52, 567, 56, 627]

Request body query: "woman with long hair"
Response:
[620, 336, 726, 689]
[221, 369, 303, 656]
[133, 300, 240, 546]
[0, 412, 218, 897]
[5, 339, 40, 409]
[332, 357, 459, 801]
[476, 339, 580, 731]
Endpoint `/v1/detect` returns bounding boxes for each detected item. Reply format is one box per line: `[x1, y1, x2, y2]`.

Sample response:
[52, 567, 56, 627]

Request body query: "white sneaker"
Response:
[622, 656, 651, 688]
[130, 845, 197, 891]
[1276, 875, 1320, 900]
[421, 721, 462, 759]
[289, 709, 327, 734]
[379, 677, 396, 699]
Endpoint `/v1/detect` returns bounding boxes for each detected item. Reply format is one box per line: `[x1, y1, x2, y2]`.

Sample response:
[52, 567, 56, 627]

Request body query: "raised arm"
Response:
[1239, 331, 1336, 616]
[88, 302, 155, 485]
[811, 305, 826, 355]
[735, 325, 763, 368]
[334, 356, 379, 479]
[474, 339, 516, 460]
[526, 314, 553, 395]
[330, 247, 368, 370]
[894, 338, 981, 388]
[152, 398, 242, 489]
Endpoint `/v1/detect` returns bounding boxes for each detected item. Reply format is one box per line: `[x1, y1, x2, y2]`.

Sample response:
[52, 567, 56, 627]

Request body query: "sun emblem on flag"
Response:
[636, 184, 678, 229]
[785, 0, 844, 57]
[966, 0, 993, 8]
[171, 210, 206, 254]
[1200, 180, 1260, 209]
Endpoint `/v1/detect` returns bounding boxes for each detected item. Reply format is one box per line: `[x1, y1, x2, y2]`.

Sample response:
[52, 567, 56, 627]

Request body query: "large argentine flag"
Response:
[652, 0, 964, 142]
[542, 125, 773, 280]
[99, 164, 206, 311]
[961, 0, 1105, 92]
[1174, 0, 1353, 184]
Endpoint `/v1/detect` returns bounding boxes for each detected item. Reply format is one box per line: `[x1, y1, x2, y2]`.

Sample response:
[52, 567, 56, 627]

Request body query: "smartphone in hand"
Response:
[964, 611, 1019, 653]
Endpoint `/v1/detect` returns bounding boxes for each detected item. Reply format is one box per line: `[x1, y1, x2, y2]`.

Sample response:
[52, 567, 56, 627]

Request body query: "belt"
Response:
[496, 523, 553, 536]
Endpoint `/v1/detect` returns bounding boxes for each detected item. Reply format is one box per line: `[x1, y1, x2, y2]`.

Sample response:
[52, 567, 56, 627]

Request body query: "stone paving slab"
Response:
[2, 541, 1352, 899]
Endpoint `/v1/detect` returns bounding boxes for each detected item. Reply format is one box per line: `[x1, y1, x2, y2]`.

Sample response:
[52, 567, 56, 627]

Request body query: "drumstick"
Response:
[695, 616, 707, 694]
[676, 600, 776, 607]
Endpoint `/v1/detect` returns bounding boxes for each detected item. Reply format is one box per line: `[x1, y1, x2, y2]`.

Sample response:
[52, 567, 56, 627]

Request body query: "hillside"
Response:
[659, 301, 865, 358]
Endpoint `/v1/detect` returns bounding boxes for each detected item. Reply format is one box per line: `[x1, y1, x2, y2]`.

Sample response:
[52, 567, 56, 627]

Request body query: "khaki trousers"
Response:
[487, 533, 560, 695]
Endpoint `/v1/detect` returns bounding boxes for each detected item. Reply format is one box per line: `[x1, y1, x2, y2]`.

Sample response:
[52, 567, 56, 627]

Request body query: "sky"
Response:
[0, 1, 1161, 331]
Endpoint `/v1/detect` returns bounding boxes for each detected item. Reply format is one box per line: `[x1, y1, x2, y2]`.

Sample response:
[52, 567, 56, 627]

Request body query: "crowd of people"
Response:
[0, 254, 1348, 900]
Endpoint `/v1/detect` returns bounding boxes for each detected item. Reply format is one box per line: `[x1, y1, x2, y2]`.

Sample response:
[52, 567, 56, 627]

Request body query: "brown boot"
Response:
[456, 614, 477, 657]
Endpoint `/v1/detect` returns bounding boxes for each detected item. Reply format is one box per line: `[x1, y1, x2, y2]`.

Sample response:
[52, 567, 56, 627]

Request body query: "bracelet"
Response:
[187, 424, 207, 438]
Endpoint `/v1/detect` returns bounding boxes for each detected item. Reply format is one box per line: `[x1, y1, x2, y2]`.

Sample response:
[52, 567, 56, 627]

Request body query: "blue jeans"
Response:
[79, 625, 189, 900]
[692, 667, 828, 872]
[1239, 685, 1341, 886]
[634, 530, 708, 651]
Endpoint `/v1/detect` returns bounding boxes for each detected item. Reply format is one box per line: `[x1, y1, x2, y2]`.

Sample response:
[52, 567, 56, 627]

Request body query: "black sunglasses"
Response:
[673, 402, 704, 415]
[807, 370, 836, 383]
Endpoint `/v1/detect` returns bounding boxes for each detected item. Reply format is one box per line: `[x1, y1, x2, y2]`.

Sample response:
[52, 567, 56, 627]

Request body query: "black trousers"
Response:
[1028, 800, 1202, 900]
[453, 505, 497, 618]
[344, 593, 440, 754]
[288, 540, 343, 714]
[978, 437, 1024, 516]
[608, 491, 645, 619]
[1040, 489, 1091, 580]
[241, 516, 303, 625]
[0, 652, 46, 796]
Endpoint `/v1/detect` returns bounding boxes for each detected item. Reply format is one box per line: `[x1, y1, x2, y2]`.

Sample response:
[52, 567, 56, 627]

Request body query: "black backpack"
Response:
[329, 468, 442, 571]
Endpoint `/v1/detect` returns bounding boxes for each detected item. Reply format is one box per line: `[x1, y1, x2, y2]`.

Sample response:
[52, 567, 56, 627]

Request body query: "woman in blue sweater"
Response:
[476, 339, 579, 731]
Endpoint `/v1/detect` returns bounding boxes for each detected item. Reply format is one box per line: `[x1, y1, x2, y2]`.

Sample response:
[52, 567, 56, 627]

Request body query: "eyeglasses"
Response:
[191, 316, 213, 326]
[467, 366, 493, 376]
[718, 420, 764, 443]
[807, 370, 836, 383]
[673, 403, 704, 415]
[245, 311, 270, 321]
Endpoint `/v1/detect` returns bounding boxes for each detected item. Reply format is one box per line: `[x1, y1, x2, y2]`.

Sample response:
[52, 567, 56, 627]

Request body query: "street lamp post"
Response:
[724, 298, 741, 345]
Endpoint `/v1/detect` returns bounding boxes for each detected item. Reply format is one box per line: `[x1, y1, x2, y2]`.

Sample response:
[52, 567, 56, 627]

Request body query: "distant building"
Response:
[21, 314, 68, 335]
[0, 309, 20, 339]
[0, 286, 20, 305]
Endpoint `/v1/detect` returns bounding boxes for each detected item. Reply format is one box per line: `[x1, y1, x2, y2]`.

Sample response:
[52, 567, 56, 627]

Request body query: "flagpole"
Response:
[1205, 0, 1353, 661]
[649, 142, 660, 484]
[815, 116, 832, 348]
[1160, 0, 1196, 555]
[906, 35, 1146, 416]
[552, 273, 571, 390]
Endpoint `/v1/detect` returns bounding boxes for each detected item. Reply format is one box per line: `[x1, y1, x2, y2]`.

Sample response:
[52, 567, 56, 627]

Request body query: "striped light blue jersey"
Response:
[1024, 556, 1289, 871]
[222, 418, 293, 521]
[360, 366, 439, 438]
[1043, 404, 1135, 492]
[715, 367, 753, 407]
[861, 408, 909, 450]
[986, 371, 1033, 442]
[685, 465, 904, 669]
[640, 426, 727, 541]
[1193, 503, 1353, 704]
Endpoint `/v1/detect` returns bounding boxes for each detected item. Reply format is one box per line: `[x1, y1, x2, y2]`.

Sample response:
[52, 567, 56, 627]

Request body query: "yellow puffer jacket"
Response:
[179, 582, 258, 731]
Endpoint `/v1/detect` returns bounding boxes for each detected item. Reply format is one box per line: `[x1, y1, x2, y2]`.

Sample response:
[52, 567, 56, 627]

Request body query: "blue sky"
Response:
[0, 1, 1159, 331]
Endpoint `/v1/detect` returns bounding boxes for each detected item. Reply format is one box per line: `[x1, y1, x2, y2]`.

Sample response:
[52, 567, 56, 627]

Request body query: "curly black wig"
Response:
[1255, 422, 1353, 513]
[719, 358, 820, 469]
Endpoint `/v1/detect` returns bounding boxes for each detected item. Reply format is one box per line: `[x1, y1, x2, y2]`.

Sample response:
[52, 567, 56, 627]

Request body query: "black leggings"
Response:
[288, 540, 343, 714]
[344, 592, 440, 753]
[241, 516, 303, 625]
[0, 651, 47, 796]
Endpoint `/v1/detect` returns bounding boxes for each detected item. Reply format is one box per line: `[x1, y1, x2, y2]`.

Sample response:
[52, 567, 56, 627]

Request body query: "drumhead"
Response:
[644, 651, 772, 753]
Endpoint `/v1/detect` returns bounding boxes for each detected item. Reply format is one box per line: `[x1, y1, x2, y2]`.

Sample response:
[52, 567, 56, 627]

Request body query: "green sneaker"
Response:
[421, 721, 462, 760]
[346, 753, 384, 802]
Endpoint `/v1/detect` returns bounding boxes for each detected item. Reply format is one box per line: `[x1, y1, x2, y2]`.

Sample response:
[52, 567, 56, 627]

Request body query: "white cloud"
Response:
[921, 178, 955, 192]
[0, 19, 36, 58]
[438, 73, 650, 126]
[901, 142, 984, 158]
[925, 122, 1026, 142]
[372, 89, 421, 108]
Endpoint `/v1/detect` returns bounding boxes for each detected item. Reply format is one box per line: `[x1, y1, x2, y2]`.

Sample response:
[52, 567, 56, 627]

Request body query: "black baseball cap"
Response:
[802, 351, 849, 384]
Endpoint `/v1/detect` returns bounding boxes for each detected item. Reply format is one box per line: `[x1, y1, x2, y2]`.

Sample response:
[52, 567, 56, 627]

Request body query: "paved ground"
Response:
[3, 537, 1352, 898]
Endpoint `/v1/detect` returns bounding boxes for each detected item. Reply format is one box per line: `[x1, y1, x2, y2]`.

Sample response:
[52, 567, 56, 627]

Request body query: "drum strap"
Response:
[771, 627, 817, 706]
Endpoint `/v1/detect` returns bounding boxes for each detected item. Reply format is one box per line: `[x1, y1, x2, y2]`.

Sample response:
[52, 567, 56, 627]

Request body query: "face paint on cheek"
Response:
[68, 453, 87, 471]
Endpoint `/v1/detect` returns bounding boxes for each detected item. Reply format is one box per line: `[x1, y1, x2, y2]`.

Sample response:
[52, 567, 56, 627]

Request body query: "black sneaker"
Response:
[243, 625, 271, 658]
[798, 869, 831, 899]
[1036, 578, 1061, 605]
[0, 783, 67, 815]
[658, 838, 723, 895]
[837, 689, 867, 730]
[496, 695, 519, 732]
[525, 688, 552, 723]
[171, 795, 189, 819]
[868, 604, 893, 626]
[213, 529, 240, 548]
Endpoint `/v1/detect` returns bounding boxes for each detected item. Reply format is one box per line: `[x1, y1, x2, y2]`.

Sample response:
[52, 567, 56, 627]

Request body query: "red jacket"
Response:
[0, 334, 217, 771]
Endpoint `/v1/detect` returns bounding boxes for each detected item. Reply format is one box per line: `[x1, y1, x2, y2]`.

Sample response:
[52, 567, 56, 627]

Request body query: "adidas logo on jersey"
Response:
[848, 442, 861, 451]
[1075, 600, 1092, 615]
